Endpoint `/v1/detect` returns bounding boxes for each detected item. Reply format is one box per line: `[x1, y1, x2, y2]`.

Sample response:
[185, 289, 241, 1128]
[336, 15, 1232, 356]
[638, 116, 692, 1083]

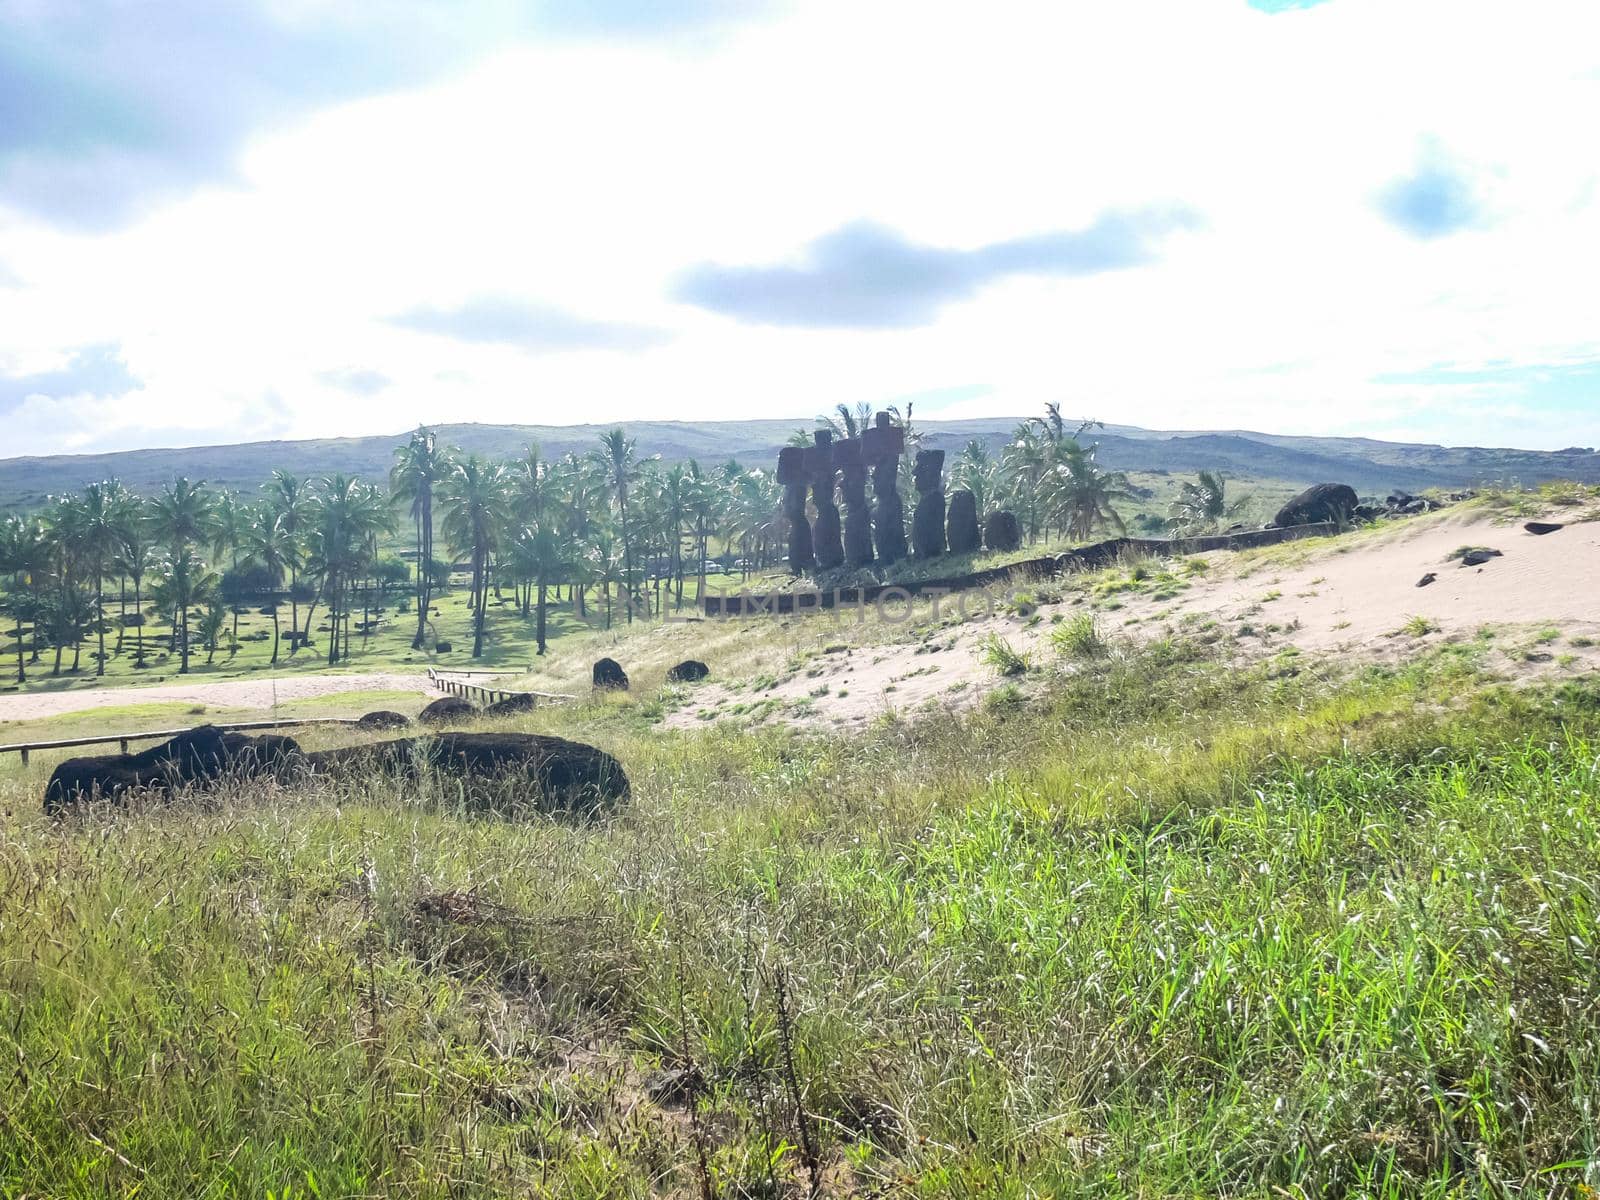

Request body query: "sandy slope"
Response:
[666, 508, 1600, 732]
[0, 671, 438, 723]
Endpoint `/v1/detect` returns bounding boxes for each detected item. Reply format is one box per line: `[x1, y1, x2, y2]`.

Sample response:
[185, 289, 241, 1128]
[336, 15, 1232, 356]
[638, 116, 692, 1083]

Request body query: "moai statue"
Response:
[911, 449, 946, 558]
[946, 488, 980, 553]
[834, 437, 875, 567]
[861, 412, 906, 564]
[805, 430, 845, 571]
[984, 510, 1022, 552]
[776, 445, 814, 574]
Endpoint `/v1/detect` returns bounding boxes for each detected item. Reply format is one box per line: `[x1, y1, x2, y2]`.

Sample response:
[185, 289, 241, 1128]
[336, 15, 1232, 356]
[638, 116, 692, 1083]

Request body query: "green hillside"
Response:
[3, 418, 1598, 512]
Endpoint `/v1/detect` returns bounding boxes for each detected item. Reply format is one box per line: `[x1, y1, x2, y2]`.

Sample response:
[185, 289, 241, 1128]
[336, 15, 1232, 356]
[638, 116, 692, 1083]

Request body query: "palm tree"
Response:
[588, 527, 624, 630]
[1002, 425, 1050, 544]
[594, 428, 639, 623]
[1169, 470, 1249, 535]
[241, 505, 290, 662]
[304, 476, 390, 665]
[148, 477, 216, 674]
[0, 515, 40, 683]
[114, 506, 156, 669]
[439, 456, 508, 658]
[76, 482, 125, 676]
[42, 585, 95, 675]
[952, 440, 998, 516]
[152, 549, 216, 674]
[817, 401, 874, 441]
[265, 471, 313, 652]
[390, 427, 451, 650]
[1043, 438, 1136, 541]
[212, 489, 248, 642]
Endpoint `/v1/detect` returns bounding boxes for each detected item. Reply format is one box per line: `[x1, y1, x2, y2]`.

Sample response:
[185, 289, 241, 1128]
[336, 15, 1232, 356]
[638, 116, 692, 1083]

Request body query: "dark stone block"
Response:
[912, 493, 946, 558]
[44, 726, 303, 814]
[666, 659, 710, 683]
[484, 693, 537, 716]
[419, 696, 476, 725]
[1272, 483, 1359, 528]
[356, 710, 411, 730]
[303, 732, 629, 815]
[984, 510, 1021, 552]
[776, 446, 806, 487]
[946, 489, 980, 553]
[593, 657, 629, 690]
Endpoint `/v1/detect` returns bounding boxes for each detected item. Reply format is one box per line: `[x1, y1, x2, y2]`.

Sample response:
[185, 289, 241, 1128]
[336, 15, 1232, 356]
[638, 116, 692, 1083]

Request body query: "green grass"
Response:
[0, 572, 745, 695]
[1050, 611, 1105, 658]
[978, 632, 1030, 676]
[3, 633, 1600, 1195]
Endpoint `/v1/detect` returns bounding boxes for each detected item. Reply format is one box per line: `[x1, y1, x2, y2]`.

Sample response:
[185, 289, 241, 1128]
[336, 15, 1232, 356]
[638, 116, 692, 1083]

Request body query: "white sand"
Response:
[667, 509, 1600, 732]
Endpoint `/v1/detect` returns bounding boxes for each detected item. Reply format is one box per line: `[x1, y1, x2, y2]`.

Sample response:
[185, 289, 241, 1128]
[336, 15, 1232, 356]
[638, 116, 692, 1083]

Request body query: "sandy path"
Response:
[0, 672, 439, 723]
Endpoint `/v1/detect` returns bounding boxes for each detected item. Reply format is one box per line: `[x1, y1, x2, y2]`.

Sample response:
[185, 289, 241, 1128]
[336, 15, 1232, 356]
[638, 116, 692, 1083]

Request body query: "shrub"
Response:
[979, 633, 1029, 676]
[1051, 612, 1104, 658]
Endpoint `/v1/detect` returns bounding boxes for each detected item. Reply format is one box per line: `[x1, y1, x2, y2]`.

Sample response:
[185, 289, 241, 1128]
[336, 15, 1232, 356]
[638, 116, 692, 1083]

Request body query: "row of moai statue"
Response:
[776, 413, 1022, 574]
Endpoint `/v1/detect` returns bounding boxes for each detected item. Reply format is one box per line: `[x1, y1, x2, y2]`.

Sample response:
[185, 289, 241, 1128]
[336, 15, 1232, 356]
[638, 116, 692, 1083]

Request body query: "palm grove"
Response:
[0, 411, 1243, 682]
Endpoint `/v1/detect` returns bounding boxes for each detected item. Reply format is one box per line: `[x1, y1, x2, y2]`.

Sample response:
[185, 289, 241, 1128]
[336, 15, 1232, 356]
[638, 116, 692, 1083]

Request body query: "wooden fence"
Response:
[0, 717, 361, 766]
[426, 669, 574, 709]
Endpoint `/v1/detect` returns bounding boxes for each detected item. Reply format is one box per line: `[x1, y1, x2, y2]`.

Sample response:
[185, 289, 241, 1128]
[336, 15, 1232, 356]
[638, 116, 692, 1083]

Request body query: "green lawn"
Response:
[2, 631, 1597, 1196]
[0, 571, 748, 693]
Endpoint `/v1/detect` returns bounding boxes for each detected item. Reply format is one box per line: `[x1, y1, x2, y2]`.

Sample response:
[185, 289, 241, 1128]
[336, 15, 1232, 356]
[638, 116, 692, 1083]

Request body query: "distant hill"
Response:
[2, 418, 1597, 512]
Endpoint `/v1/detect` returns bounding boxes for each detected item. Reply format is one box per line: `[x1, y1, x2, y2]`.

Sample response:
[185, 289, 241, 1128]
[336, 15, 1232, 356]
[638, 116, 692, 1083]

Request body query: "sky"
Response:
[1, 0, 1598, 458]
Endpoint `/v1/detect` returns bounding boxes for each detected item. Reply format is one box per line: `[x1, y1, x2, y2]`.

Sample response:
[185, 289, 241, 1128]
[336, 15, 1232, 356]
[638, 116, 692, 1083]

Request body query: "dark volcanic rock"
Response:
[1524, 521, 1564, 535]
[1272, 483, 1359, 528]
[911, 450, 946, 558]
[433, 640, 452, 653]
[1458, 548, 1501, 567]
[592, 657, 629, 690]
[666, 659, 710, 683]
[1416, 573, 1437, 588]
[303, 732, 630, 814]
[946, 489, 980, 553]
[356, 710, 411, 731]
[984, 510, 1022, 552]
[484, 693, 537, 716]
[419, 696, 476, 725]
[45, 725, 303, 814]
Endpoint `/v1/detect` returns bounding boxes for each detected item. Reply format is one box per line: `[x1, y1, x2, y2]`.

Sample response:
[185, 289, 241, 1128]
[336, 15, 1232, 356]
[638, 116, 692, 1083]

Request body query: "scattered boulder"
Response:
[356, 710, 411, 731]
[434, 640, 452, 653]
[1272, 483, 1359, 528]
[419, 696, 476, 725]
[1458, 548, 1501, 567]
[1416, 572, 1437, 588]
[303, 732, 629, 815]
[45, 726, 303, 814]
[593, 657, 629, 690]
[946, 489, 981, 554]
[984, 510, 1022, 553]
[666, 659, 710, 683]
[1524, 521, 1564, 536]
[484, 693, 537, 716]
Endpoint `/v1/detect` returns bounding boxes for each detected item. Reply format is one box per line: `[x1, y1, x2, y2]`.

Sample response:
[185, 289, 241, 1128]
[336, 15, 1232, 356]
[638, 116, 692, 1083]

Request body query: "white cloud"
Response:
[1, 0, 1598, 456]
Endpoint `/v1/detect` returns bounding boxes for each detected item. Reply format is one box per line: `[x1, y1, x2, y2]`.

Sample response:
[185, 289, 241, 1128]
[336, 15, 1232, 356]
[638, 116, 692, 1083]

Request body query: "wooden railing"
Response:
[426, 669, 574, 709]
[0, 717, 361, 766]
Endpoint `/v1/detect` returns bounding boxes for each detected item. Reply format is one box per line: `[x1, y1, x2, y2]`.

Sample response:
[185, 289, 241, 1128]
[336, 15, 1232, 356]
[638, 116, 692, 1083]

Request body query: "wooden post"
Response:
[19, 749, 28, 766]
[119, 738, 129, 753]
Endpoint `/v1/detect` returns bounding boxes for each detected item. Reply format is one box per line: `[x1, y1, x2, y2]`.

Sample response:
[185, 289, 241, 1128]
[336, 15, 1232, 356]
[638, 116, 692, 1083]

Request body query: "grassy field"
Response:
[0, 570, 749, 694]
[3, 614, 1599, 1196]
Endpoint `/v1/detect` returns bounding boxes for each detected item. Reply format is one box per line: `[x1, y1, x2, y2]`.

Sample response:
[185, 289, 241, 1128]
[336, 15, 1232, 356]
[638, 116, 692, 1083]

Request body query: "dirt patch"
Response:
[0, 672, 435, 724]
